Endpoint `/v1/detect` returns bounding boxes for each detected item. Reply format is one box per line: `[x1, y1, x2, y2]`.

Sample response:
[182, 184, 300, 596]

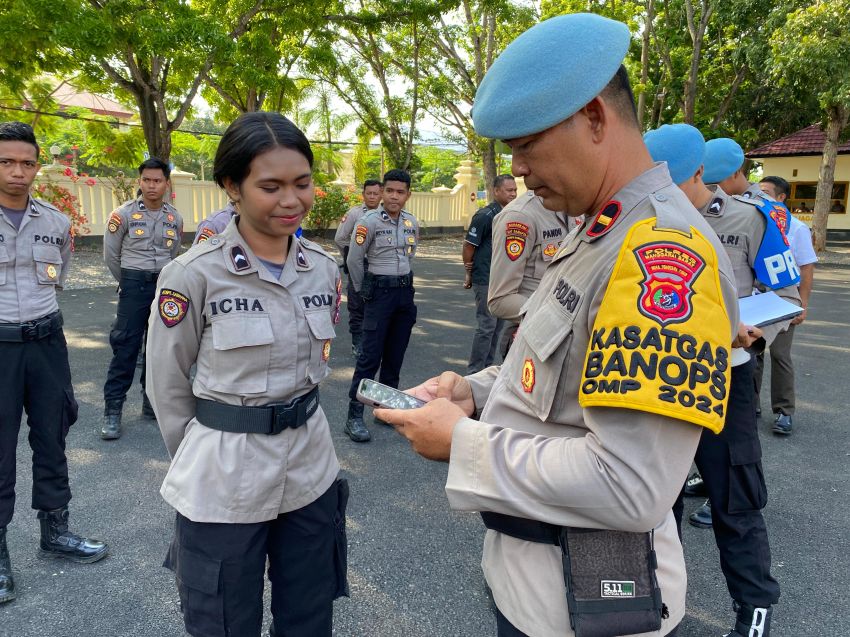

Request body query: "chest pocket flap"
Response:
[305, 310, 336, 341]
[508, 298, 576, 421]
[521, 301, 575, 363]
[32, 244, 62, 285]
[211, 314, 274, 350]
[0, 245, 8, 285]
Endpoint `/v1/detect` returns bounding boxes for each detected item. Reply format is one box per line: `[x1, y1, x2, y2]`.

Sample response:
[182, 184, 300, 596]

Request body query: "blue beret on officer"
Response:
[643, 124, 706, 185]
[702, 137, 745, 184]
[472, 13, 631, 140]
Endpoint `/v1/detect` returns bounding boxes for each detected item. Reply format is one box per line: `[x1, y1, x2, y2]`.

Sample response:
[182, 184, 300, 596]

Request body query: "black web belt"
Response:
[0, 310, 63, 343]
[120, 268, 159, 282]
[372, 273, 413, 288]
[195, 386, 320, 435]
[480, 511, 560, 544]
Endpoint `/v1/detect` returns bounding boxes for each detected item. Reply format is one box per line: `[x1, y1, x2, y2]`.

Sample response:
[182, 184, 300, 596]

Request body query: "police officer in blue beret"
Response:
[376, 14, 741, 637]
[646, 123, 798, 637]
[703, 138, 765, 199]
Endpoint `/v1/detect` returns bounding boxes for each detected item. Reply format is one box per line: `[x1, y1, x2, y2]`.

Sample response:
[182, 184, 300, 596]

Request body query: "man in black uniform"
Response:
[343, 170, 419, 442]
[0, 122, 108, 604]
[101, 158, 183, 439]
[463, 174, 516, 374]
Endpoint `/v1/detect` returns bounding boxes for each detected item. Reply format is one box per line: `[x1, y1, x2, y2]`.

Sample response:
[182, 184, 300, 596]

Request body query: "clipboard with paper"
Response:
[738, 291, 803, 328]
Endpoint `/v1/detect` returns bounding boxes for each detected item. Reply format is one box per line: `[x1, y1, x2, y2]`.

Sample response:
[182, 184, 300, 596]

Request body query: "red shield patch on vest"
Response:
[158, 289, 190, 327]
[768, 205, 790, 247]
[635, 242, 705, 325]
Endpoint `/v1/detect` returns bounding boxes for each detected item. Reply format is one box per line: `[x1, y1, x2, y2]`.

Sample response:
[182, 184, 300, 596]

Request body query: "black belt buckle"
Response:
[22, 315, 54, 341]
[270, 403, 295, 434]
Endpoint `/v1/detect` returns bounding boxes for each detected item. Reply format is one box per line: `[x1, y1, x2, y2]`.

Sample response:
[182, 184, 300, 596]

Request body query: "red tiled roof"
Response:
[747, 124, 850, 158]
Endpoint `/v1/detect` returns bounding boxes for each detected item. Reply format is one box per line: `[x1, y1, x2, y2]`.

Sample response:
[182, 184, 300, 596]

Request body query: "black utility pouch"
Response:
[560, 528, 664, 637]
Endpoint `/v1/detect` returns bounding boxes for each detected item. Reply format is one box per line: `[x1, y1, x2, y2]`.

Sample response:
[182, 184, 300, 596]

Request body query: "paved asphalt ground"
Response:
[1, 239, 848, 637]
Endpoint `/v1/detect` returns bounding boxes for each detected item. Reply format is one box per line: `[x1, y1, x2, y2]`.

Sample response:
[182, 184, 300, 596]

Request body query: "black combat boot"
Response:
[141, 391, 156, 420]
[683, 472, 707, 497]
[101, 399, 123, 440]
[723, 601, 772, 637]
[344, 400, 371, 442]
[688, 499, 713, 529]
[37, 507, 108, 564]
[0, 527, 15, 604]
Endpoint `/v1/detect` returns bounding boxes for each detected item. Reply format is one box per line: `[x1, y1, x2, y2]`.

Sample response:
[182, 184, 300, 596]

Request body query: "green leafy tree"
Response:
[771, 0, 850, 251]
[20, 0, 268, 162]
[419, 0, 536, 199]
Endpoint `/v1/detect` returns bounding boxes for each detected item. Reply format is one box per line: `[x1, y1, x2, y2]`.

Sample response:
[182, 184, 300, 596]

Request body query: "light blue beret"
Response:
[472, 13, 631, 140]
[702, 138, 745, 184]
[643, 124, 706, 185]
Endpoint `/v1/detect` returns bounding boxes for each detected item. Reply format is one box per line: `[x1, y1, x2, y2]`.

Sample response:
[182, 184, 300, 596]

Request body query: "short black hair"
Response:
[0, 121, 40, 158]
[760, 175, 790, 199]
[599, 65, 639, 129]
[139, 157, 171, 179]
[213, 112, 313, 189]
[383, 169, 411, 189]
[363, 179, 382, 190]
[493, 174, 515, 189]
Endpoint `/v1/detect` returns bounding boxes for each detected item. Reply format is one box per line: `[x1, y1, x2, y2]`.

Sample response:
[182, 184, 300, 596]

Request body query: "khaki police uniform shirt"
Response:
[333, 204, 373, 254]
[147, 219, 341, 524]
[192, 203, 236, 245]
[699, 185, 801, 349]
[0, 197, 71, 323]
[488, 192, 571, 322]
[445, 165, 740, 637]
[103, 198, 183, 281]
[346, 209, 419, 292]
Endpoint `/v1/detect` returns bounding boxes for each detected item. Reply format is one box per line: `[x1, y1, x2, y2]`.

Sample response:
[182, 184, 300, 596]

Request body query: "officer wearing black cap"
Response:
[0, 122, 108, 605]
[101, 157, 183, 439]
[343, 169, 419, 442]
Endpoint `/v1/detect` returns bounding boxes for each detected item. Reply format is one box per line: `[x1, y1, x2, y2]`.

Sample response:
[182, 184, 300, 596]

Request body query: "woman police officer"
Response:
[146, 112, 348, 637]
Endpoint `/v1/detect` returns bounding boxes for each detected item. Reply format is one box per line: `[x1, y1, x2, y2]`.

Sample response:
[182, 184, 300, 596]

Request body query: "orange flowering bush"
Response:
[34, 172, 92, 249]
[304, 184, 362, 231]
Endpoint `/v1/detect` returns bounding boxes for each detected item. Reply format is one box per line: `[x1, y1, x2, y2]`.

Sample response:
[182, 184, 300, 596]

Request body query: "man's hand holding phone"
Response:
[374, 371, 476, 462]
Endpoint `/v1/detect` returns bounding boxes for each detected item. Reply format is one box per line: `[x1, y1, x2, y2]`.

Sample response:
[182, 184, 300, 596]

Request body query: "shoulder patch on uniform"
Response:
[197, 227, 216, 242]
[586, 200, 622, 238]
[635, 241, 705, 325]
[355, 224, 368, 245]
[107, 211, 122, 233]
[504, 221, 529, 261]
[579, 218, 732, 434]
[158, 289, 190, 327]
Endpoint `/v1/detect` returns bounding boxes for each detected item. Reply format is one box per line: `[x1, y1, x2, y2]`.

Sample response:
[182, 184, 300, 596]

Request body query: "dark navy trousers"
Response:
[348, 285, 417, 400]
[103, 271, 157, 404]
[0, 326, 77, 527]
[673, 359, 780, 608]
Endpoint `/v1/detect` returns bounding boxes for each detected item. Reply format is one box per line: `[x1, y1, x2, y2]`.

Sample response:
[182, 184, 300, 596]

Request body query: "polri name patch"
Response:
[159, 289, 190, 327]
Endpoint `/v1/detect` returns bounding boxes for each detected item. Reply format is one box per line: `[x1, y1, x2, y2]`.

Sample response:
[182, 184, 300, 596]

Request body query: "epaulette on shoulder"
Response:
[173, 234, 223, 266]
[299, 237, 334, 262]
[731, 194, 762, 209]
[31, 197, 61, 214]
[500, 191, 538, 217]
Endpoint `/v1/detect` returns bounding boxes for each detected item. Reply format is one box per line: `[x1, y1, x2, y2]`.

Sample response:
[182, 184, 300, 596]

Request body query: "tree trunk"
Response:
[637, 0, 654, 129]
[135, 92, 171, 162]
[812, 105, 849, 252]
[481, 139, 497, 202]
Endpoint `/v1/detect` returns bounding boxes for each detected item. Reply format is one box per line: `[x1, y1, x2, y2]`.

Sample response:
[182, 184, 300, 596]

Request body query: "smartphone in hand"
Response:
[356, 379, 426, 410]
